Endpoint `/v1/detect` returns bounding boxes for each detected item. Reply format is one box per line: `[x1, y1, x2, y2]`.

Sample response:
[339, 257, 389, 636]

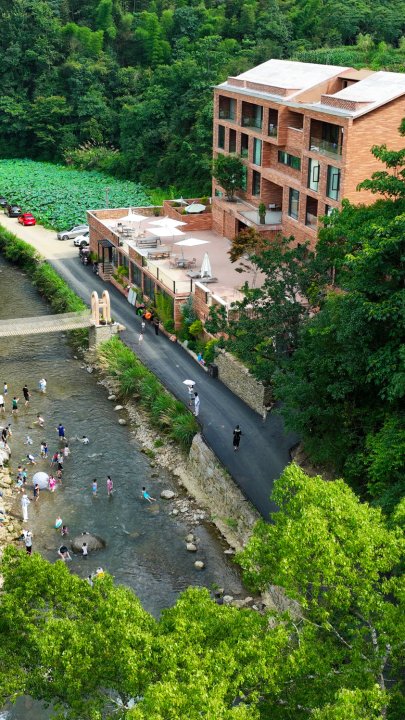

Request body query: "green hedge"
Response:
[98, 336, 199, 450]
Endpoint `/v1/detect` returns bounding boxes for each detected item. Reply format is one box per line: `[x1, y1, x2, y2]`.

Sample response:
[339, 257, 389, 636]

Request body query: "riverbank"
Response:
[93, 350, 260, 553]
[0, 468, 23, 556]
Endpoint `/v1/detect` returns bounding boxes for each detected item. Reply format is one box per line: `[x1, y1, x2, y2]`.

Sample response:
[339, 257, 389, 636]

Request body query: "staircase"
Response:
[98, 262, 113, 281]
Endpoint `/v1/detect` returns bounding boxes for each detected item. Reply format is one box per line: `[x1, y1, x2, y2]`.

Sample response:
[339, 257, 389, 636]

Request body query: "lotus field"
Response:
[0, 159, 150, 230]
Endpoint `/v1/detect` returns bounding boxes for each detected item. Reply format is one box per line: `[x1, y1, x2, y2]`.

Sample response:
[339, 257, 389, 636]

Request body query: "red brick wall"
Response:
[343, 95, 405, 204]
[163, 200, 213, 231]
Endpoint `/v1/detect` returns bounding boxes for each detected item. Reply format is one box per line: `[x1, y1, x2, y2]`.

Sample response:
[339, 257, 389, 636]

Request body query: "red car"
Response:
[18, 212, 36, 226]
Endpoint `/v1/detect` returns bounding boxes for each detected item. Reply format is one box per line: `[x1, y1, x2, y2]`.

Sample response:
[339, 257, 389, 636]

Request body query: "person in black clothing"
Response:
[153, 315, 160, 336]
[22, 384, 30, 407]
[233, 425, 242, 451]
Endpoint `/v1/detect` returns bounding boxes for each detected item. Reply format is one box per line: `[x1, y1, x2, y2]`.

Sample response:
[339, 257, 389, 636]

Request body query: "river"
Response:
[0, 255, 244, 718]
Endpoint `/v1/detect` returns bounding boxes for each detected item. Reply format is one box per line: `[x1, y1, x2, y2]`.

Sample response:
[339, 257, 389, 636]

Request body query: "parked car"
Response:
[73, 231, 90, 247]
[4, 203, 22, 217]
[0, 196, 8, 207]
[57, 224, 89, 241]
[18, 212, 36, 226]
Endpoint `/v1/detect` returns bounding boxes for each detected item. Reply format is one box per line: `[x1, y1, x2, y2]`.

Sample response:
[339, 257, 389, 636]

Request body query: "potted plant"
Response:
[258, 202, 266, 224]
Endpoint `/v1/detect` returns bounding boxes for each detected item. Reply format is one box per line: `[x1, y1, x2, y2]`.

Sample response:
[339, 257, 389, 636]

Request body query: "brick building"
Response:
[212, 59, 405, 246]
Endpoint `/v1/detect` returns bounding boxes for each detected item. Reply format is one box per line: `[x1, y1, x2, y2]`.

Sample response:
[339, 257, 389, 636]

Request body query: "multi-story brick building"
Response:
[212, 59, 405, 246]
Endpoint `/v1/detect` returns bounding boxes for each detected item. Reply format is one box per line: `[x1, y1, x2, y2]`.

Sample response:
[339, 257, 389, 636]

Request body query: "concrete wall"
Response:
[215, 349, 272, 414]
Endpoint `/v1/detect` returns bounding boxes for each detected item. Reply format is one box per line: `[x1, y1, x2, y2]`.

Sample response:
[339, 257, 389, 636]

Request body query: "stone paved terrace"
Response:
[96, 212, 265, 307]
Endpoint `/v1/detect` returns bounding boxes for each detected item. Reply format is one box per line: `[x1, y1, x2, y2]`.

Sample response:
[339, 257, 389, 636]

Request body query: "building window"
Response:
[241, 133, 249, 158]
[143, 274, 155, 300]
[219, 96, 236, 121]
[242, 102, 263, 130]
[217, 125, 225, 150]
[325, 205, 335, 217]
[307, 158, 320, 192]
[229, 129, 236, 153]
[241, 165, 247, 192]
[253, 138, 262, 166]
[278, 151, 301, 170]
[268, 109, 278, 137]
[326, 165, 341, 200]
[305, 196, 318, 229]
[252, 170, 261, 196]
[130, 261, 142, 287]
[288, 188, 299, 220]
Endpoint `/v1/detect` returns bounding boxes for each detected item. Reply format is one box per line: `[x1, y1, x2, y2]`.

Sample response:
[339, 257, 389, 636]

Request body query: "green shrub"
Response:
[164, 319, 175, 334]
[204, 339, 219, 365]
[170, 412, 199, 449]
[188, 339, 197, 353]
[98, 336, 198, 450]
[189, 319, 203, 337]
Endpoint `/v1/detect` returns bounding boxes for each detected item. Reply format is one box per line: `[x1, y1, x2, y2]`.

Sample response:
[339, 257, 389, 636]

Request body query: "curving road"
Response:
[0, 217, 297, 518]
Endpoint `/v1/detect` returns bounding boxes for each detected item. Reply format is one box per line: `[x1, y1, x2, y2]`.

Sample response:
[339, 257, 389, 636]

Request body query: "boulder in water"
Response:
[71, 533, 106, 554]
[161, 489, 176, 500]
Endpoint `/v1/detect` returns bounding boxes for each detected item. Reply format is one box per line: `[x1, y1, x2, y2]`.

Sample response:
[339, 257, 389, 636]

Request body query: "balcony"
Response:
[242, 117, 262, 130]
[305, 213, 317, 230]
[310, 136, 342, 159]
[219, 109, 236, 122]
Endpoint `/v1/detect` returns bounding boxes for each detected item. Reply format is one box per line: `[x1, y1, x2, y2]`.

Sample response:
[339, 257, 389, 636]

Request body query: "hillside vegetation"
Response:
[0, 0, 404, 193]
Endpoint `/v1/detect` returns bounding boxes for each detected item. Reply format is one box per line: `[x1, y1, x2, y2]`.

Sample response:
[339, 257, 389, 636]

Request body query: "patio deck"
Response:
[104, 215, 264, 306]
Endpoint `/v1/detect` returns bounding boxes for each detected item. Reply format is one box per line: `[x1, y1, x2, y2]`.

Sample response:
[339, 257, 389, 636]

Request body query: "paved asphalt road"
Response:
[0, 218, 297, 518]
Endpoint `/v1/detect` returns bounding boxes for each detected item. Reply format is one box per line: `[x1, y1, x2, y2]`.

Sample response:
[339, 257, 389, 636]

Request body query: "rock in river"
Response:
[194, 560, 205, 570]
[186, 542, 197, 552]
[71, 533, 106, 554]
[114, 405, 124, 411]
[160, 489, 176, 500]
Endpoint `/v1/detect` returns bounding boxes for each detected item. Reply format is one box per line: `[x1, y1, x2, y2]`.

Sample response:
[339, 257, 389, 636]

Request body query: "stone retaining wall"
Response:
[175, 433, 260, 550]
[215, 349, 272, 415]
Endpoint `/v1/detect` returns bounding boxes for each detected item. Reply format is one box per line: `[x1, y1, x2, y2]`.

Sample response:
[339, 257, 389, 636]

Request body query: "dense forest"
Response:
[0, 0, 405, 192]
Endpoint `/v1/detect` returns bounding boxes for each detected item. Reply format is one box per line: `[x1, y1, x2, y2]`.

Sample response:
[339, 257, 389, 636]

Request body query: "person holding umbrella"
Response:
[183, 379, 196, 407]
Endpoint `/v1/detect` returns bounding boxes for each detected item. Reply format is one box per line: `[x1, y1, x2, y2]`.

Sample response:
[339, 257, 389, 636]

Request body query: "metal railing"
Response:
[242, 117, 262, 130]
[219, 109, 236, 121]
[309, 137, 342, 158]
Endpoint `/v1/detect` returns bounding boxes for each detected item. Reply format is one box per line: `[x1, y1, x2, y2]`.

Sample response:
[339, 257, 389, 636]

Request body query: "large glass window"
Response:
[288, 188, 299, 220]
[130, 261, 142, 288]
[241, 165, 247, 192]
[242, 102, 263, 129]
[143, 274, 155, 300]
[253, 138, 262, 166]
[252, 170, 261, 196]
[241, 133, 249, 158]
[217, 125, 225, 150]
[326, 165, 341, 200]
[229, 129, 236, 153]
[219, 97, 236, 121]
[308, 158, 320, 191]
[278, 151, 301, 170]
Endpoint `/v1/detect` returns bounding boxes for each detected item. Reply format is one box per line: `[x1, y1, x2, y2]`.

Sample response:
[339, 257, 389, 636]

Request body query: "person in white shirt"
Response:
[0, 394, 4, 414]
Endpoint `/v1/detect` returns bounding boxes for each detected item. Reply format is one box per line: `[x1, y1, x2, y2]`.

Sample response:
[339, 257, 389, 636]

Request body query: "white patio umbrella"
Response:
[175, 236, 210, 258]
[154, 226, 185, 241]
[150, 217, 187, 229]
[126, 208, 149, 223]
[200, 252, 212, 278]
[185, 203, 206, 214]
[172, 197, 188, 205]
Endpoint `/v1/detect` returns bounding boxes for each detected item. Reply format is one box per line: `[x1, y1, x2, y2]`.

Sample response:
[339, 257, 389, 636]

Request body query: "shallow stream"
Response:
[0, 255, 244, 718]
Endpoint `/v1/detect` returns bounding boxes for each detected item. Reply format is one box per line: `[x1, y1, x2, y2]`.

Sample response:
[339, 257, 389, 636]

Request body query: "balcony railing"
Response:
[242, 117, 262, 130]
[310, 137, 342, 158]
[305, 213, 318, 230]
[219, 109, 236, 121]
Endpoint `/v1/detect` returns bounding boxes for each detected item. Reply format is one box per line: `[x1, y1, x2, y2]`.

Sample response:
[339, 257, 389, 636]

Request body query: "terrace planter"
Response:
[163, 199, 213, 231]
[110, 275, 129, 297]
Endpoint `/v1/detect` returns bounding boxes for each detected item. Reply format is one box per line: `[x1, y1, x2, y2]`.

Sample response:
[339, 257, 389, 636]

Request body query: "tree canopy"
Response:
[0, 0, 405, 191]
